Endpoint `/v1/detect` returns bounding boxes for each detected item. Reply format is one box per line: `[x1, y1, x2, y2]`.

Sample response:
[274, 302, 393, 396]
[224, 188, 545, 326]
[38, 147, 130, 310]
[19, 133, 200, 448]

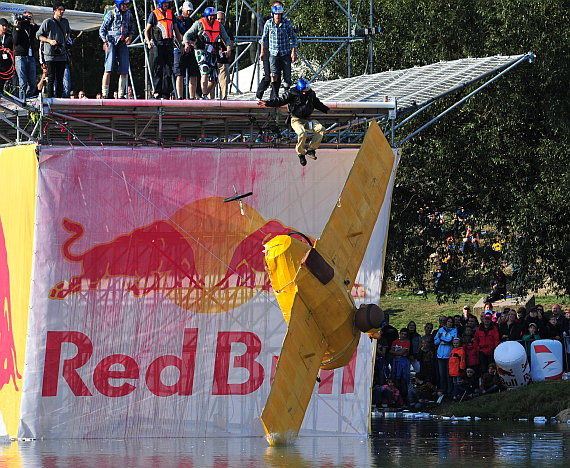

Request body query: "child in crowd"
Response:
[546, 316, 562, 341]
[452, 367, 481, 400]
[409, 373, 443, 410]
[390, 328, 411, 402]
[417, 338, 436, 383]
[377, 377, 404, 408]
[449, 337, 466, 398]
[480, 363, 504, 395]
[522, 323, 541, 358]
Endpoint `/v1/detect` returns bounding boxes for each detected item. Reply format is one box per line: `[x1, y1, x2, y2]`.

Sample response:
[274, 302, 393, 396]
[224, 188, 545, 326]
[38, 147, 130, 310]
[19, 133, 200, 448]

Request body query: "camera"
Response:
[53, 42, 63, 54]
[15, 14, 31, 23]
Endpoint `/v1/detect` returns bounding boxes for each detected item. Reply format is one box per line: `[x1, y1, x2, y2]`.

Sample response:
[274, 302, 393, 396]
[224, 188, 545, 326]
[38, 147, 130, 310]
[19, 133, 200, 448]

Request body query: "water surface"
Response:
[2, 414, 568, 467]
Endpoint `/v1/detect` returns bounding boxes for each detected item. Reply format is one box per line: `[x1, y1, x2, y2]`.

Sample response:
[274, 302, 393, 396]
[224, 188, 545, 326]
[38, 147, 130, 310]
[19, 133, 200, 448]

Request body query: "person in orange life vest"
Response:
[208, 11, 234, 99]
[144, 0, 183, 99]
[182, 7, 232, 99]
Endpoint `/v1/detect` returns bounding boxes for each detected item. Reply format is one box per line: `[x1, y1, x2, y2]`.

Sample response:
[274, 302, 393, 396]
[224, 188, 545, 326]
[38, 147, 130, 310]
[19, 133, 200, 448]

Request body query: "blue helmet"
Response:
[204, 6, 217, 17]
[271, 4, 284, 14]
[297, 78, 310, 92]
[115, 0, 130, 7]
[157, 0, 170, 7]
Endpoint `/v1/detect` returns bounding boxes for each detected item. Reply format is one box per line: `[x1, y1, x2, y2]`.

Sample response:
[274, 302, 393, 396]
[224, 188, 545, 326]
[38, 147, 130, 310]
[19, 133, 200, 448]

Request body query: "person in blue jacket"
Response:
[434, 316, 457, 397]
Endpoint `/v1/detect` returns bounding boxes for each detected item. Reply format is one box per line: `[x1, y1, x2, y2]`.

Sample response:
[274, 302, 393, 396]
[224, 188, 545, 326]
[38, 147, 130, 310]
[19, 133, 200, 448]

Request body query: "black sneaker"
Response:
[306, 149, 317, 160]
[298, 154, 307, 166]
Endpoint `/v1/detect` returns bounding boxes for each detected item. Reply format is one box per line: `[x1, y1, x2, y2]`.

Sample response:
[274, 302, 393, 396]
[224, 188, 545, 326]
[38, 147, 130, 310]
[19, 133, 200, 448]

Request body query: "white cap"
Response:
[182, 1, 193, 10]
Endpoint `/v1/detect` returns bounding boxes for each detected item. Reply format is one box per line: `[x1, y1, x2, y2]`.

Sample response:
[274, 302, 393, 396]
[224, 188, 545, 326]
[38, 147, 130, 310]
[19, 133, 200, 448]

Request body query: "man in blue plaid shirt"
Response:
[260, 4, 297, 97]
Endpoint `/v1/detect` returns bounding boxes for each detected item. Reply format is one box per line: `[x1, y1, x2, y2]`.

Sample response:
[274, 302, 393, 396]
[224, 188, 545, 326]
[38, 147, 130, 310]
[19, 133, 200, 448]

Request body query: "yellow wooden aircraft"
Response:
[261, 119, 396, 445]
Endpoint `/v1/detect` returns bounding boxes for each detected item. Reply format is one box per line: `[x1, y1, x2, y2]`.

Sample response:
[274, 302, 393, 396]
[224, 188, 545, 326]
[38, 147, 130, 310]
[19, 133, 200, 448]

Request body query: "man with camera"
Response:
[37, 1, 71, 98]
[0, 18, 15, 95]
[13, 11, 39, 99]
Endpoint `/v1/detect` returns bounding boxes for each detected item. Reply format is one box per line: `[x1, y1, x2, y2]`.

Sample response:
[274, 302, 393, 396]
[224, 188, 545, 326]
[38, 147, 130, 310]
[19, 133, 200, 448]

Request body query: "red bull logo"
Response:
[49, 197, 301, 313]
[0, 215, 21, 392]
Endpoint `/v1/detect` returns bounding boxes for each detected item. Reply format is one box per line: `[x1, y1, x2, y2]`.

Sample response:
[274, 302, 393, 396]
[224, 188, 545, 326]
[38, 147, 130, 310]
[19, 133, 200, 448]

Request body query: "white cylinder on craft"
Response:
[494, 341, 531, 388]
[530, 339, 564, 381]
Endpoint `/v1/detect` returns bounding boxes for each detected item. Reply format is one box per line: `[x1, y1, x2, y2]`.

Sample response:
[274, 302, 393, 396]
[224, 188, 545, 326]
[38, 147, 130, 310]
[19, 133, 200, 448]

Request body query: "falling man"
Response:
[258, 78, 333, 166]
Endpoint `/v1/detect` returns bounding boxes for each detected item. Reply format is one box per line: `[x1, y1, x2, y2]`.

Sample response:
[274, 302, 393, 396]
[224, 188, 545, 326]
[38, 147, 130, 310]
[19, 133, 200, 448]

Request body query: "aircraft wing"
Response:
[261, 293, 328, 445]
[316, 119, 396, 285]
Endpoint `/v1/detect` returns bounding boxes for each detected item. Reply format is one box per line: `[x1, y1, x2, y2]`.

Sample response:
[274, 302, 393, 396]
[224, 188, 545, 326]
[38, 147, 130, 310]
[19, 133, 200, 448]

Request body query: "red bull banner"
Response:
[18, 145, 399, 438]
[0, 145, 38, 437]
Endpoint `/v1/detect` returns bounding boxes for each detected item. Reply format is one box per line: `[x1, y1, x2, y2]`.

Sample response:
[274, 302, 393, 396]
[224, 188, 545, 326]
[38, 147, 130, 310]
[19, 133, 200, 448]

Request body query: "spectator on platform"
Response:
[474, 311, 500, 371]
[174, 1, 199, 99]
[37, 1, 71, 98]
[522, 323, 540, 358]
[256, 1, 283, 100]
[499, 309, 522, 342]
[434, 316, 457, 396]
[462, 225, 479, 252]
[407, 321, 421, 373]
[258, 78, 331, 166]
[480, 363, 503, 395]
[485, 270, 507, 303]
[145, 0, 183, 99]
[452, 367, 480, 399]
[409, 373, 442, 410]
[260, 3, 297, 97]
[36, 62, 48, 95]
[416, 338, 436, 384]
[0, 18, 14, 95]
[209, 11, 233, 99]
[13, 11, 39, 99]
[183, 7, 232, 100]
[100, 0, 134, 99]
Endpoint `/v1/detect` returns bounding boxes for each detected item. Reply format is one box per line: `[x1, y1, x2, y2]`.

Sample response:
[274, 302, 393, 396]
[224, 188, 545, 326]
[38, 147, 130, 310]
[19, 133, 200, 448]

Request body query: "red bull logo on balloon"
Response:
[0, 215, 21, 392]
[49, 197, 304, 313]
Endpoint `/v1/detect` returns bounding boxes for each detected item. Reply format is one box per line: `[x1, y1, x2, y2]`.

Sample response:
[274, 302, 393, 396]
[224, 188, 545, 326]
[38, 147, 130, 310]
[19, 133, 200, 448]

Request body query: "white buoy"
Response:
[494, 341, 531, 388]
[531, 340, 564, 381]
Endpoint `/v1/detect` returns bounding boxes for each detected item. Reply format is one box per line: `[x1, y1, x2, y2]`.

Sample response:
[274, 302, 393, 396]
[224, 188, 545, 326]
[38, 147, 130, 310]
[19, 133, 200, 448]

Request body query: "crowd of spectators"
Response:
[372, 303, 570, 409]
[0, 1, 301, 102]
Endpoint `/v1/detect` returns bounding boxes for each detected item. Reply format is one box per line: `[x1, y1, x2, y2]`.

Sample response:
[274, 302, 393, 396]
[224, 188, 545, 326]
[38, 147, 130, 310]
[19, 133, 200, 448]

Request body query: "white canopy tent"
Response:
[0, 1, 103, 32]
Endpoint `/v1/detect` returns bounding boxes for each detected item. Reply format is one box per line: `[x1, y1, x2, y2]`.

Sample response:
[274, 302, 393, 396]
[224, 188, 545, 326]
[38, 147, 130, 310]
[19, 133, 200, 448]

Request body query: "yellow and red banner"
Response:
[0, 145, 38, 437]
[15, 145, 398, 438]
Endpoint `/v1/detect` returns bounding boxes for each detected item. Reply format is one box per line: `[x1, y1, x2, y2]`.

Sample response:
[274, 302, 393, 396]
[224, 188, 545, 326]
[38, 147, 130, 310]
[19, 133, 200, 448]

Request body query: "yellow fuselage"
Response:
[264, 235, 359, 369]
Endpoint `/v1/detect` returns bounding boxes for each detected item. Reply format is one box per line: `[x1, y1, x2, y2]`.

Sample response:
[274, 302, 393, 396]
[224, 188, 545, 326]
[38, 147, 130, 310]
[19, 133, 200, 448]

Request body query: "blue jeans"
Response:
[269, 52, 292, 89]
[15, 56, 37, 99]
[437, 358, 453, 396]
[104, 40, 130, 75]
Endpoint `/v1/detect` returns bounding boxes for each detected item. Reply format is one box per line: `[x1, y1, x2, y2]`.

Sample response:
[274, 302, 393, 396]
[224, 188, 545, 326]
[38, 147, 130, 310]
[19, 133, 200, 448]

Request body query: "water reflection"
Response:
[2, 416, 569, 467]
